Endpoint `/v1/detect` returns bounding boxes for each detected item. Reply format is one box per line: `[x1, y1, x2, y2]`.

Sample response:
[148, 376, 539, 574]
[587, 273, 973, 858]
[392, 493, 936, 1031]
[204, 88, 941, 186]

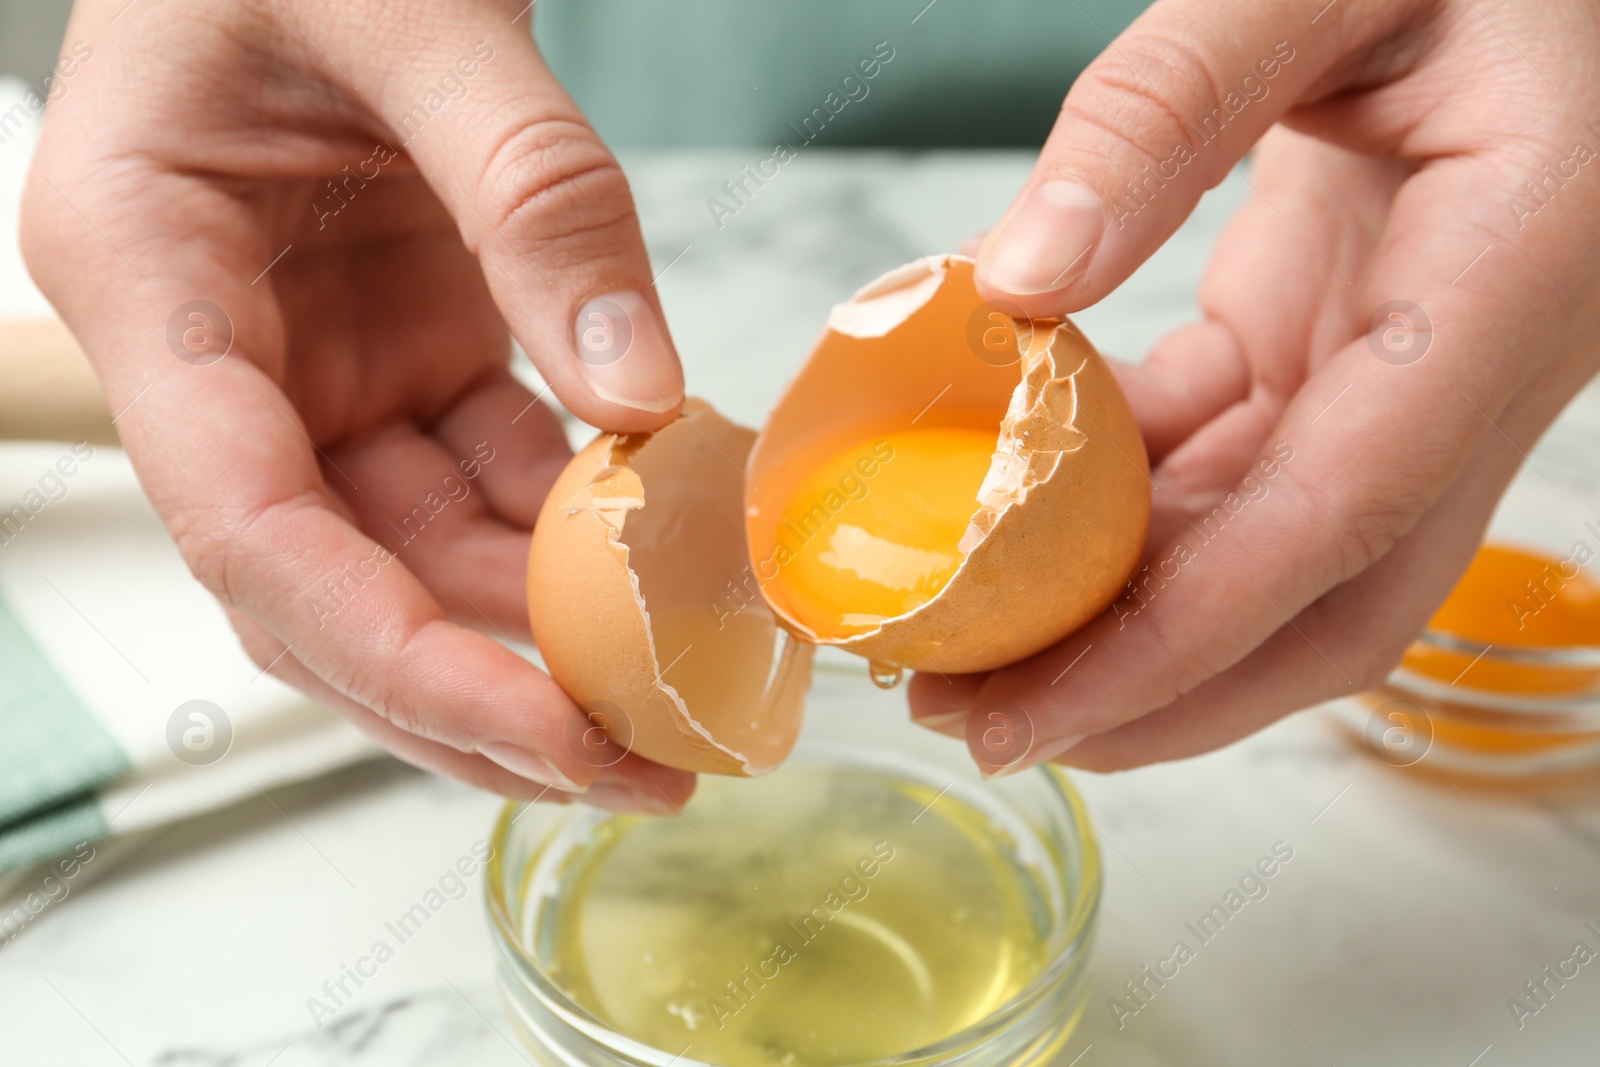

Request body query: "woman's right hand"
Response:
[23, 0, 694, 812]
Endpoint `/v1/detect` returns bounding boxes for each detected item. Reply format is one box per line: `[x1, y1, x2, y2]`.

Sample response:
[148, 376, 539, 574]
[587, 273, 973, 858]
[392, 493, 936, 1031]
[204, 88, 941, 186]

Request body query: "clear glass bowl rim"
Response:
[483, 760, 1103, 1067]
[1417, 627, 1600, 668]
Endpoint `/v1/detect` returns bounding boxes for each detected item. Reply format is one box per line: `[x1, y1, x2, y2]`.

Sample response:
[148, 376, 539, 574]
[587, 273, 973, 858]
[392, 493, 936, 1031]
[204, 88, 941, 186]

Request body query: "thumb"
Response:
[338, 5, 683, 431]
[977, 0, 1395, 315]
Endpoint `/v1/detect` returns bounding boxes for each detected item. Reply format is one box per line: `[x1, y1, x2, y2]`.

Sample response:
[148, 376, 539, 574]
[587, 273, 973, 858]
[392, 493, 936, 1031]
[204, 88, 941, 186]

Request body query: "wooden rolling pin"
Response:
[0, 319, 118, 444]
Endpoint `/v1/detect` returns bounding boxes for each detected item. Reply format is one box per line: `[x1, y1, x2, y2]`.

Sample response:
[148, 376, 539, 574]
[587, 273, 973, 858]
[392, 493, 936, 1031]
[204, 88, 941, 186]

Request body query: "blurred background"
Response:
[2, 0, 1150, 147]
[0, 0, 73, 88]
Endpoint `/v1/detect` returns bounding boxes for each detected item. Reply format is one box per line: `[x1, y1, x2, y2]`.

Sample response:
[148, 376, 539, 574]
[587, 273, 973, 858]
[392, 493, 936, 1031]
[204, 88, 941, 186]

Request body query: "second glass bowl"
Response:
[1338, 379, 1600, 781]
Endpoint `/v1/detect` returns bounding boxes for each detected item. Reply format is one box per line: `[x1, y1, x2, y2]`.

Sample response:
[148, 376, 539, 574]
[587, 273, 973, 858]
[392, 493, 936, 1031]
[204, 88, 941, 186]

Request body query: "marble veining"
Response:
[154, 989, 509, 1066]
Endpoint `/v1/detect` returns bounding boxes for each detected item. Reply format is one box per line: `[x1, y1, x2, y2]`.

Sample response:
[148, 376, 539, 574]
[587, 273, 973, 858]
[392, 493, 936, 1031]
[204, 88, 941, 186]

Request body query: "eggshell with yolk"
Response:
[744, 255, 1151, 674]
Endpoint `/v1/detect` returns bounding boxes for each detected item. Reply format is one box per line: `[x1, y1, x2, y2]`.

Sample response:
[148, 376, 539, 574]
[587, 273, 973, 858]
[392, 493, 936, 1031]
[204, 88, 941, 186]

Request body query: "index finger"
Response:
[975, 0, 1415, 315]
[25, 167, 609, 794]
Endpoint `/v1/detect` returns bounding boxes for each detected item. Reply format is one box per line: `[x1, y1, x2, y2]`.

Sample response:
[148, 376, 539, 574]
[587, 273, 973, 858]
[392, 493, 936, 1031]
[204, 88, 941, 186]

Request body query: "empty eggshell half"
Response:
[526, 400, 815, 776]
[745, 254, 1151, 674]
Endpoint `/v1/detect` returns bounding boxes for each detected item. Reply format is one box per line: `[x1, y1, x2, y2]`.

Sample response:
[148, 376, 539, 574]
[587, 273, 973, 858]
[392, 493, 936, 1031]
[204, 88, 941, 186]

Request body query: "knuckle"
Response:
[1326, 485, 1425, 585]
[342, 620, 454, 744]
[170, 491, 324, 611]
[476, 119, 636, 258]
[173, 495, 465, 749]
[1276, 462, 1423, 588]
[1066, 32, 1226, 168]
[1334, 503, 1414, 581]
[1119, 600, 1223, 704]
[361, 684, 432, 739]
[1165, 644, 1225, 703]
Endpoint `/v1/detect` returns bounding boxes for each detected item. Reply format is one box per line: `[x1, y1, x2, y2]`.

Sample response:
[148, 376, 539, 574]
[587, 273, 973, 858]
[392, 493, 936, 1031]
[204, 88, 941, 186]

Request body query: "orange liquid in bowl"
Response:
[1403, 543, 1600, 696]
[1393, 543, 1600, 760]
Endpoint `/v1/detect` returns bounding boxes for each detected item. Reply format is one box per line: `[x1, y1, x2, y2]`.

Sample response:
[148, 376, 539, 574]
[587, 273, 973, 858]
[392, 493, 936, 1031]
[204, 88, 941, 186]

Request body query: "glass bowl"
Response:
[1336, 380, 1600, 780]
[1346, 633, 1600, 780]
[485, 658, 1101, 1067]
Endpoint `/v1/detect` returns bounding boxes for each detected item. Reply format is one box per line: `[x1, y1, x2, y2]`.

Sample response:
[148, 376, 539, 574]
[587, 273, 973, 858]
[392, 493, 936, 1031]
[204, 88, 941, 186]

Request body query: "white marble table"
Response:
[2, 142, 1598, 1067]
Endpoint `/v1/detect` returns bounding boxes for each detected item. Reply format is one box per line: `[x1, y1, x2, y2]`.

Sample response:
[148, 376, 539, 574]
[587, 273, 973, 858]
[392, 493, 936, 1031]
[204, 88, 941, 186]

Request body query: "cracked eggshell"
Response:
[746, 255, 1151, 675]
[526, 400, 814, 776]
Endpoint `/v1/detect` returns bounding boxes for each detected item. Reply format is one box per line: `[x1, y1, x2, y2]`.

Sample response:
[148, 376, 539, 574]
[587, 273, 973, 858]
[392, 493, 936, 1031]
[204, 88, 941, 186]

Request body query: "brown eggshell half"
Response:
[745, 255, 1151, 674]
[527, 400, 814, 776]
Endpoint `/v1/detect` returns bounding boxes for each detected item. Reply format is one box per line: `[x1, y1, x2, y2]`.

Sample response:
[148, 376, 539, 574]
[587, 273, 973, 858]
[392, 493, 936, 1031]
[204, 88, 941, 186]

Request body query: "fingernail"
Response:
[978, 181, 1104, 295]
[572, 290, 685, 414]
[479, 742, 587, 793]
[984, 734, 1085, 779]
[586, 778, 679, 816]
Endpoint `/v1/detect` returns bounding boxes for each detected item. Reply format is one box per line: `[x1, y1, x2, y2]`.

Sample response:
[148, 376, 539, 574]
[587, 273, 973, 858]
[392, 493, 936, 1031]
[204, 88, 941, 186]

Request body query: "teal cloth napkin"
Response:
[0, 590, 128, 869]
[0, 441, 379, 882]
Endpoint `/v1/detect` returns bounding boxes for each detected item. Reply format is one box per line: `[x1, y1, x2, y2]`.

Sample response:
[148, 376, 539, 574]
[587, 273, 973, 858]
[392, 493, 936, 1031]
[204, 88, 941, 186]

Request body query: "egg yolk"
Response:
[1404, 542, 1600, 696]
[770, 427, 995, 639]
